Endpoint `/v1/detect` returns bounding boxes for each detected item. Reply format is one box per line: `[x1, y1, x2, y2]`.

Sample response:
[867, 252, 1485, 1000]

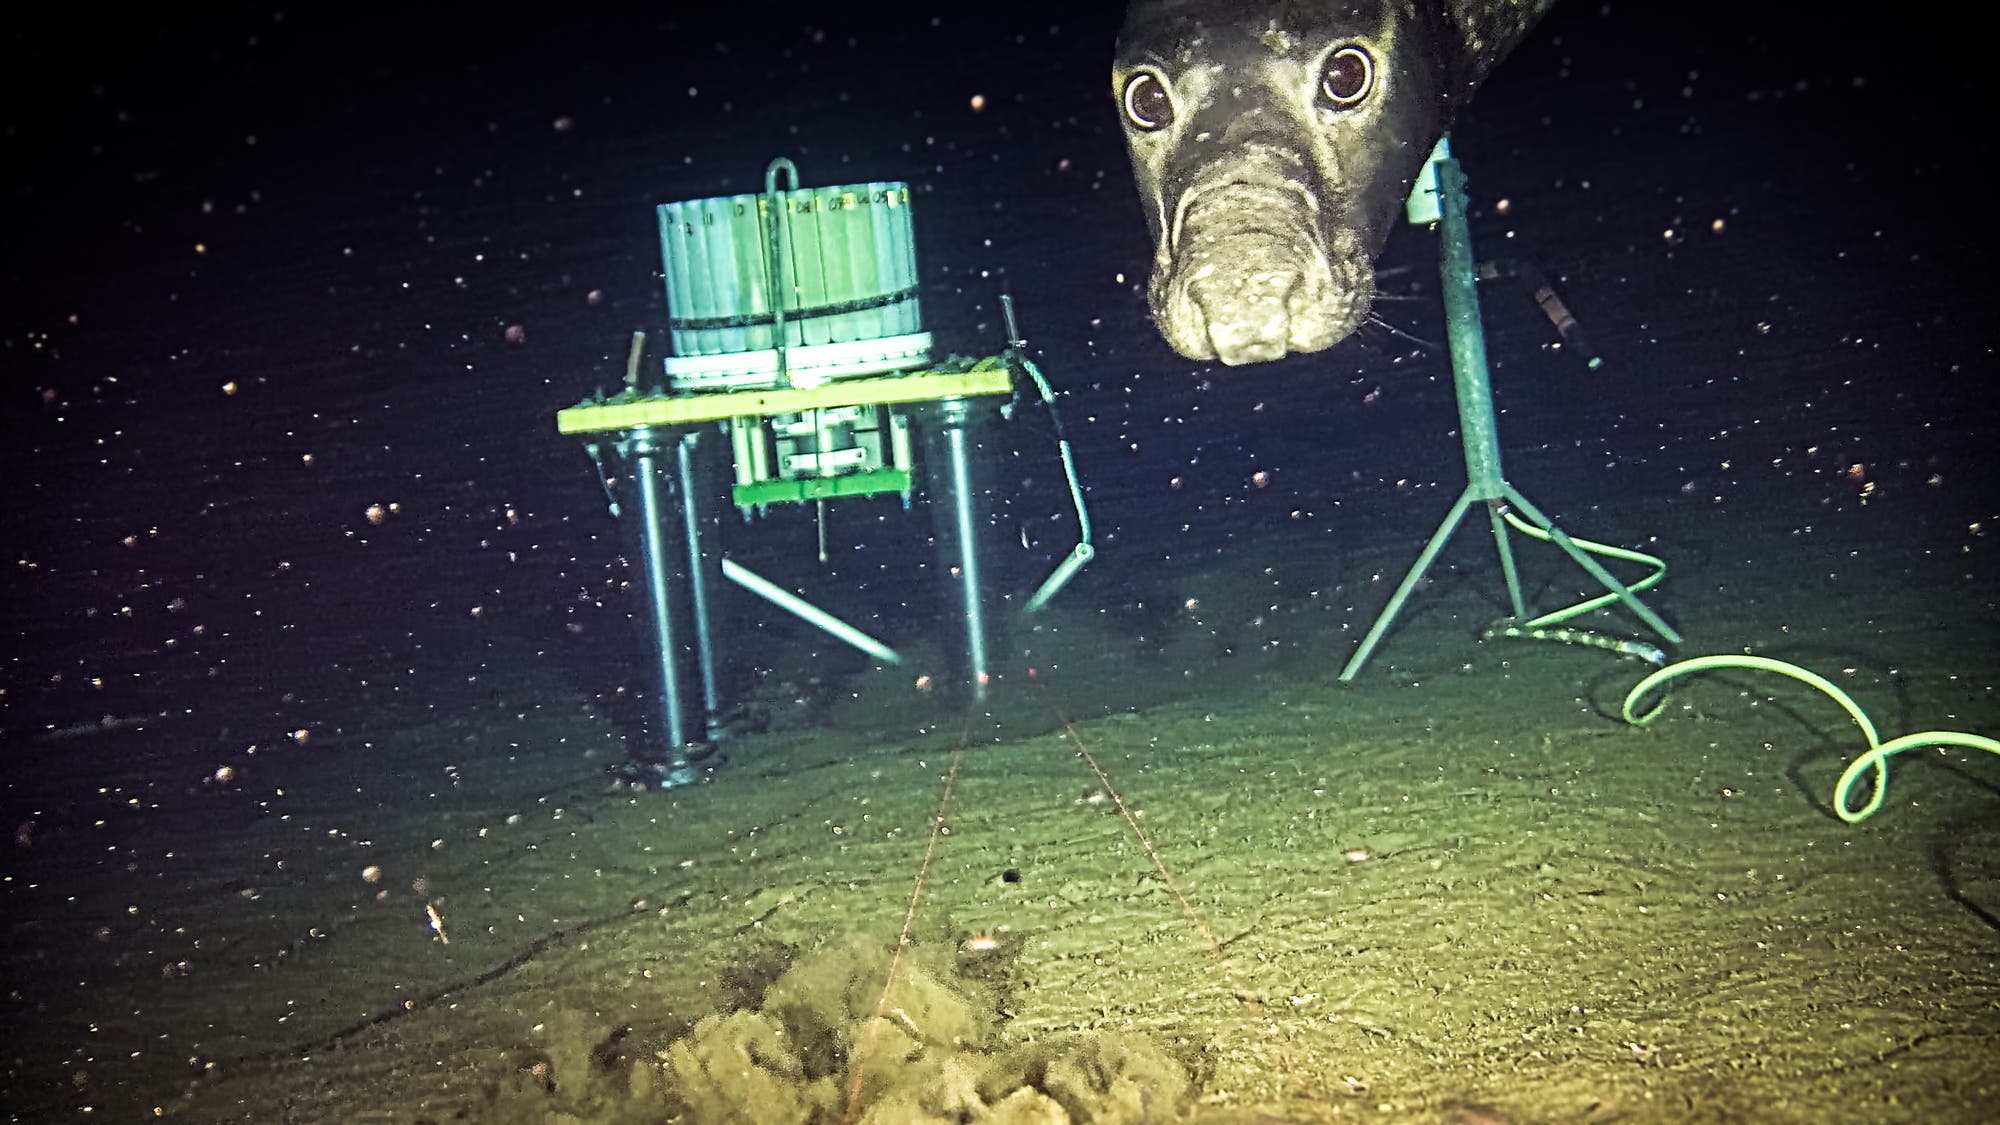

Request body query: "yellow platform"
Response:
[557, 364, 1013, 435]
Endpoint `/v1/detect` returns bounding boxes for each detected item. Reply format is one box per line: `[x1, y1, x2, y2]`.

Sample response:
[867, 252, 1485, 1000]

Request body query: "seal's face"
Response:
[1114, 1, 1448, 365]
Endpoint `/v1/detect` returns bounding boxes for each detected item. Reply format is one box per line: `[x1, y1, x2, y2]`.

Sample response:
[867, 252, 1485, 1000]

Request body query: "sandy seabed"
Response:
[13, 513, 1995, 1125]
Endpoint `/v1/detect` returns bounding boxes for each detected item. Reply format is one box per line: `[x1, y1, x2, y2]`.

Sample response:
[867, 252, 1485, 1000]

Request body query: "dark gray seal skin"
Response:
[1114, 0, 1554, 365]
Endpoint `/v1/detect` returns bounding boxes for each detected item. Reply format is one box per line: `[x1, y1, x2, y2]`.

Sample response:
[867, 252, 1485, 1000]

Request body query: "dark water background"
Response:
[7, 3, 1987, 743]
[3, 2, 1995, 1116]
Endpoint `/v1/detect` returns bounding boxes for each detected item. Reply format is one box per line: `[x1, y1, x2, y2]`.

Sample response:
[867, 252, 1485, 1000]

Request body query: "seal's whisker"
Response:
[1363, 312, 1440, 353]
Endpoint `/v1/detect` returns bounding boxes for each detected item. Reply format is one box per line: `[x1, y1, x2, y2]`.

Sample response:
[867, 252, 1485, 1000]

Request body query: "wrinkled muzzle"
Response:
[1149, 164, 1374, 366]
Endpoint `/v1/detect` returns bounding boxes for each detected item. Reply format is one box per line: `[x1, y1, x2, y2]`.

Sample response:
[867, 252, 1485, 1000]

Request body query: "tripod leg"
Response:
[1340, 486, 1478, 682]
[1485, 499, 1526, 620]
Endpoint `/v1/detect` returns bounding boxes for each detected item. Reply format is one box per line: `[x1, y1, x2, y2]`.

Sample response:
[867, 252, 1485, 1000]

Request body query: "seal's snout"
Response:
[1181, 254, 1317, 367]
[1152, 176, 1367, 365]
[1117, 0, 1556, 366]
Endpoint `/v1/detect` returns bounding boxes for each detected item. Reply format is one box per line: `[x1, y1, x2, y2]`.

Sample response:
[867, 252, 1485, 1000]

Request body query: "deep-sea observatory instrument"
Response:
[557, 159, 1094, 787]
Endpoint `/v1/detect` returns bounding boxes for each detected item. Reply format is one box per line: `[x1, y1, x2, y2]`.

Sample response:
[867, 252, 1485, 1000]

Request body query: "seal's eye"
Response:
[1121, 72, 1174, 132]
[1319, 45, 1375, 108]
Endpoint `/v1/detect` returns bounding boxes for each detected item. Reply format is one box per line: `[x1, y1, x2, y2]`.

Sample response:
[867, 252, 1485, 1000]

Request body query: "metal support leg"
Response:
[629, 426, 694, 786]
[675, 431, 726, 739]
[1339, 488, 1476, 682]
[934, 399, 991, 701]
[1486, 499, 1527, 620]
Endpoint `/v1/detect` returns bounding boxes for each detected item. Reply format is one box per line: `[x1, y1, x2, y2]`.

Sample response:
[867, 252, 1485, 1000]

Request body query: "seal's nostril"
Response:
[1187, 269, 1299, 366]
[1207, 321, 1289, 367]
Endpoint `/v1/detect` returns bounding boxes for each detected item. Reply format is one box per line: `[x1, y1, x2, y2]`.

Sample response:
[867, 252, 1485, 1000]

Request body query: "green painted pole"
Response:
[1436, 159, 1507, 504]
[1339, 143, 1682, 682]
[1340, 152, 1515, 682]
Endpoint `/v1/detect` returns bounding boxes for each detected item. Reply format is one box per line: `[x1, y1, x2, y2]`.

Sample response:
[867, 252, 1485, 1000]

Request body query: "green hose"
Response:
[1621, 654, 2000, 823]
[1497, 508, 1666, 628]
[1478, 509, 1672, 664]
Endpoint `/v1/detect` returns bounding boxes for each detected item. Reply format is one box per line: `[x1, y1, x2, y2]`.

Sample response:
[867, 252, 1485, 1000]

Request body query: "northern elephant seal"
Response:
[1113, 0, 1553, 364]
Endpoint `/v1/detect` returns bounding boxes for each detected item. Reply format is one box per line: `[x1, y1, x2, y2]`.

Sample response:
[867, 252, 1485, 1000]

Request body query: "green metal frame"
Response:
[731, 467, 913, 507]
[1339, 144, 1683, 681]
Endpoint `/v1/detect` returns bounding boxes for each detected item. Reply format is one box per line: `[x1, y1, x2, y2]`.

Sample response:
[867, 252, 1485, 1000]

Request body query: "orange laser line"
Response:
[841, 716, 972, 1123]
[1051, 707, 1299, 1080]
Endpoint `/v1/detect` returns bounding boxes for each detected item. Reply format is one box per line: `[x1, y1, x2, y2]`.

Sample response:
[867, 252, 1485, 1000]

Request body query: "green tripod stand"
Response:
[1339, 140, 1682, 682]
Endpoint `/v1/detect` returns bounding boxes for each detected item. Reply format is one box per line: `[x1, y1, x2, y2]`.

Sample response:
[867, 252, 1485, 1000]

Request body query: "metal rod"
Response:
[1000, 292, 1026, 349]
[628, 427, 689, 755]
[1486, 498, 1527, 619]
[764, 158, 799, 388]
[1437, 158, 1506, 502]
[1025, 543, 1095, 613]
[1339, 487, 1476, 682]
[721, 558, 903, 665]
[676, 432, 724, 732]
[941, 403, 991, 701]
[624, 330, 646, 388]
